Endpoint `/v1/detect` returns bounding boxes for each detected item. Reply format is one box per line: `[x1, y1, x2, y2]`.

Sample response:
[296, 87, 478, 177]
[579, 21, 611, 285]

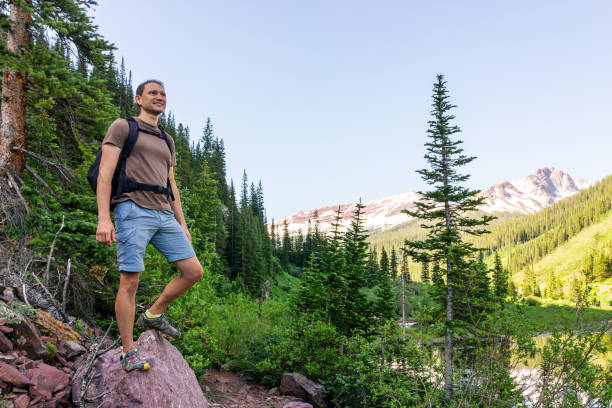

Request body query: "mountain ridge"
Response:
[272, 168, 592, 236]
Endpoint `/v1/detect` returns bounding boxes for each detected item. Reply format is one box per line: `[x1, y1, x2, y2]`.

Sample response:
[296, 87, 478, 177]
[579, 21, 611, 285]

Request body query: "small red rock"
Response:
[0, 325, 13, 334]
[13, 394, 29, 408]
[30, 381, 53, 400]
[24, 359, 41, 370]
[0, 361, 32, 386]
[56, 353, 71, 368]
[28, 362, 71, 393]
[0, 331, 12, 352]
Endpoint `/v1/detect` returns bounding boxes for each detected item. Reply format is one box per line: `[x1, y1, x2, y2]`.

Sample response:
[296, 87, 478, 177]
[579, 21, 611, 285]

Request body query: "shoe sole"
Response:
[123, 363, 151, 373]
[136, 319, 179, 339]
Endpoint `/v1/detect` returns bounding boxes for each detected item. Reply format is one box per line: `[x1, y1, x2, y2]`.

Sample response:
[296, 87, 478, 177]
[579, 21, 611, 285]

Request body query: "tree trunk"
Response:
[445, 258, 453, 400]
[0, 1, 31, 177]
[443, 163, 454, 401]
[401, 269, 406, 337]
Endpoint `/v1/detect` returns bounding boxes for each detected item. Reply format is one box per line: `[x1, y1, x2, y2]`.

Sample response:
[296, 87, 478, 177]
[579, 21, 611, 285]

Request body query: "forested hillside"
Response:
[474, 175, 612, 272]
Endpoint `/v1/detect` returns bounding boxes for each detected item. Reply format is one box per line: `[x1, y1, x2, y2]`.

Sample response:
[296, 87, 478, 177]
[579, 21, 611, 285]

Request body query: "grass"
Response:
[269, 269, 301, 301]
[520, 297, 612, 332]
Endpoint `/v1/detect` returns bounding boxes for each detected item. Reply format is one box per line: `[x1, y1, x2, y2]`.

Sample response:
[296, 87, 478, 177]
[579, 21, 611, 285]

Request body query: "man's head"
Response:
[135, 80, 166, 116]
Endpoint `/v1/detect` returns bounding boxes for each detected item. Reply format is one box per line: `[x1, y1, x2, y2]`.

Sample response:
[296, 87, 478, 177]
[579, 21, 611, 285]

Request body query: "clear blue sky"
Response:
[92, 1, 612, 220]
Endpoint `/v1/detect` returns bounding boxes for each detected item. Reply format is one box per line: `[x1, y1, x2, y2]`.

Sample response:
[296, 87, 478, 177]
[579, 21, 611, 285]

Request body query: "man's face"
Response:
[136, 82, 166, 115]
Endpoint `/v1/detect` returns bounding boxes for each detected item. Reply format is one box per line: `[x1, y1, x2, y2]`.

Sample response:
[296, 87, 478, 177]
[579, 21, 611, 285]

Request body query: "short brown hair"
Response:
[136, 79, 164, 96]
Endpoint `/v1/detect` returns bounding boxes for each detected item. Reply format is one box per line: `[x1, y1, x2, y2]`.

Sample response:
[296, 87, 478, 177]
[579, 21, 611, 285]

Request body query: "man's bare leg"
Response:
[115, 271, 140, 353]
[147, 257, 203, 315]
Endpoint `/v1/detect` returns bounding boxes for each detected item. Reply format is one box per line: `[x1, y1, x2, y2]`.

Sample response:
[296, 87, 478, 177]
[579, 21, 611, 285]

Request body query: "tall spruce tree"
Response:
[492, 252, 508, 307]
[379, 246, 390, 279]
[402, 74, 493, 401]
[390, 247, 398, 279]
[421, 260, 430, 283]
[342, 201, 372, 334]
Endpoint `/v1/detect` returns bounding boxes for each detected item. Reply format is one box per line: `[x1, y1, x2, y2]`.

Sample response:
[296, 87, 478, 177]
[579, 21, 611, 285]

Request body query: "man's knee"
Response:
[118, 272, 140, 296]
[189, 263, 203, 283]
[176, 257, 203, 283]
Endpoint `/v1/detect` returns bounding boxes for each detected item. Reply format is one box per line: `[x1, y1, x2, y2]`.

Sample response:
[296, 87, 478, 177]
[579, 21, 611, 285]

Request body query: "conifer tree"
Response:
[421, 260, 430, 283]
[401, 252, 411, 283]
[402, 75, 493, 401]
[492, 252, 508, 306]
[366, 248, 380, 286]
[390, 247, 398, 279]
[280, 220, 291, 269]
[375, 272, 396, 322]
[342, 201, 371, 333]
[379, 246, 390, 279]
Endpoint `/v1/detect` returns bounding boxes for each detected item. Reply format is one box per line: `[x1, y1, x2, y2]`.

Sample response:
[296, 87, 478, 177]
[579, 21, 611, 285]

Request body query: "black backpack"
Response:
[87, 117, 175, 210]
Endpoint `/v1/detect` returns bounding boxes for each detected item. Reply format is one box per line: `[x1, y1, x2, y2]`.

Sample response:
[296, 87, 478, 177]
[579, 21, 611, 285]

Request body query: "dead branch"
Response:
[11, 171, 25, 187]
[30, 269, 69, 322]
[61, 258, 71, 312]
[21, 283, 29, 306]
[11, 146, 71, 183]
[43, 214, 64, 285]
[24, 164, 62, 204]
[79, 320, 116, 408]
[4, 170, 29, 211]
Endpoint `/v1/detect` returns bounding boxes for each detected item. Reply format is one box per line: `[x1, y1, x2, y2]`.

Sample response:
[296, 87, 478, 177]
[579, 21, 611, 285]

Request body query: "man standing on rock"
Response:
[95, 80, 203, 373]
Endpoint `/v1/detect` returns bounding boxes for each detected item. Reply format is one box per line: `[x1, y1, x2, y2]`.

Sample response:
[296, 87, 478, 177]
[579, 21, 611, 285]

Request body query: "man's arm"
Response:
[168, 167, 192, 243]
[96, 144, 121, 247]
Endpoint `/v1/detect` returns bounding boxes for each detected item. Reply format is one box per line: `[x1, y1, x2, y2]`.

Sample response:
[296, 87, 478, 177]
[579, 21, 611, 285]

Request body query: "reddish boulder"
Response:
[73, 330, 209, 407]
[0, 361, 32, 387]
[12, 318, 49, 359]
[0, 325, 14, 334]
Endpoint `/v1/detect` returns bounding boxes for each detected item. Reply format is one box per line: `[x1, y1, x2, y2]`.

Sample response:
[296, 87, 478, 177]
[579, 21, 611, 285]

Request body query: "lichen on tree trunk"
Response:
[0, 1, 31, 178]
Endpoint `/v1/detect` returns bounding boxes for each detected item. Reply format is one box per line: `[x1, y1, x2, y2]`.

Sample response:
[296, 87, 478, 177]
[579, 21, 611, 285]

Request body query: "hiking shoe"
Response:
[120, 349, 151, 373]
[137, 311, 180, 338]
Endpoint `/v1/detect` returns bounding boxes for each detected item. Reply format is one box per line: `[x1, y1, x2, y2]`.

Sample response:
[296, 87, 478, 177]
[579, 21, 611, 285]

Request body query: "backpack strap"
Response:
[122, 117, 140, 159]
[115, 118, 140, 197]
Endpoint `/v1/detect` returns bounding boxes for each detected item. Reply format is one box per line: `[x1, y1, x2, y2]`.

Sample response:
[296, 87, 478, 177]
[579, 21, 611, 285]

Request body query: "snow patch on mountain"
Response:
[272, 168, 592, 236]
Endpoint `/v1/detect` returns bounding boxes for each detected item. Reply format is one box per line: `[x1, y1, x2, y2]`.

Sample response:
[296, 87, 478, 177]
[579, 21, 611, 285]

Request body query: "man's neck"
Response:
[137, 111, 159, 127]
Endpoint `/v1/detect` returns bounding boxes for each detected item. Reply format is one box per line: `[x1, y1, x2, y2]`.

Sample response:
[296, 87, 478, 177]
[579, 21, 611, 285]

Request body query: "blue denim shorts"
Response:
[114, 200, 196, 272]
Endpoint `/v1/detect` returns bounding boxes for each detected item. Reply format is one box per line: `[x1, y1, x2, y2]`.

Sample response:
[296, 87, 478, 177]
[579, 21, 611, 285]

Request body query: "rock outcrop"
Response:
[280, 373, 326, 408]
[73, 329, 209, 408]
[0, 295, 80, 407]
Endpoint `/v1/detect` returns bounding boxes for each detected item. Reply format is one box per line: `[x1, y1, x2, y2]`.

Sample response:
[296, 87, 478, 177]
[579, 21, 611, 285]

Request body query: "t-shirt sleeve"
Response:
[169, 136, 177, 167]
[102, 118, 129, 149]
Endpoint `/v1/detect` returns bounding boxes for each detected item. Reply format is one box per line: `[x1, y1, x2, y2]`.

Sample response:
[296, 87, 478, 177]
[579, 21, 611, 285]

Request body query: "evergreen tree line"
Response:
[293, 203, 397, 334]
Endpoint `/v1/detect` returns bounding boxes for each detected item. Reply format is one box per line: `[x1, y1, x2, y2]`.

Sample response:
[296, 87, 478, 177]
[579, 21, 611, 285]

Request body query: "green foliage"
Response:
[44, 342, 57, 364]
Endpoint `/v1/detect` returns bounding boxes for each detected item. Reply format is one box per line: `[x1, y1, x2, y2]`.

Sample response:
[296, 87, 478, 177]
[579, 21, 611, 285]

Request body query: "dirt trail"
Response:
[201, 369, 309, 408]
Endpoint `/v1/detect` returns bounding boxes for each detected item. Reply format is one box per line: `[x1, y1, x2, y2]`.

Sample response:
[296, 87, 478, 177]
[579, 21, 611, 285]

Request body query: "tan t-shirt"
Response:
[102, 118, 176, 210]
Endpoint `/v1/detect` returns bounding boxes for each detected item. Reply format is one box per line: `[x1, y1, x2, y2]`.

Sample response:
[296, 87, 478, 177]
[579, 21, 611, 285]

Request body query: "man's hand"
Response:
[97, 218, 116, 247]
[182, 225, 192, 243]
